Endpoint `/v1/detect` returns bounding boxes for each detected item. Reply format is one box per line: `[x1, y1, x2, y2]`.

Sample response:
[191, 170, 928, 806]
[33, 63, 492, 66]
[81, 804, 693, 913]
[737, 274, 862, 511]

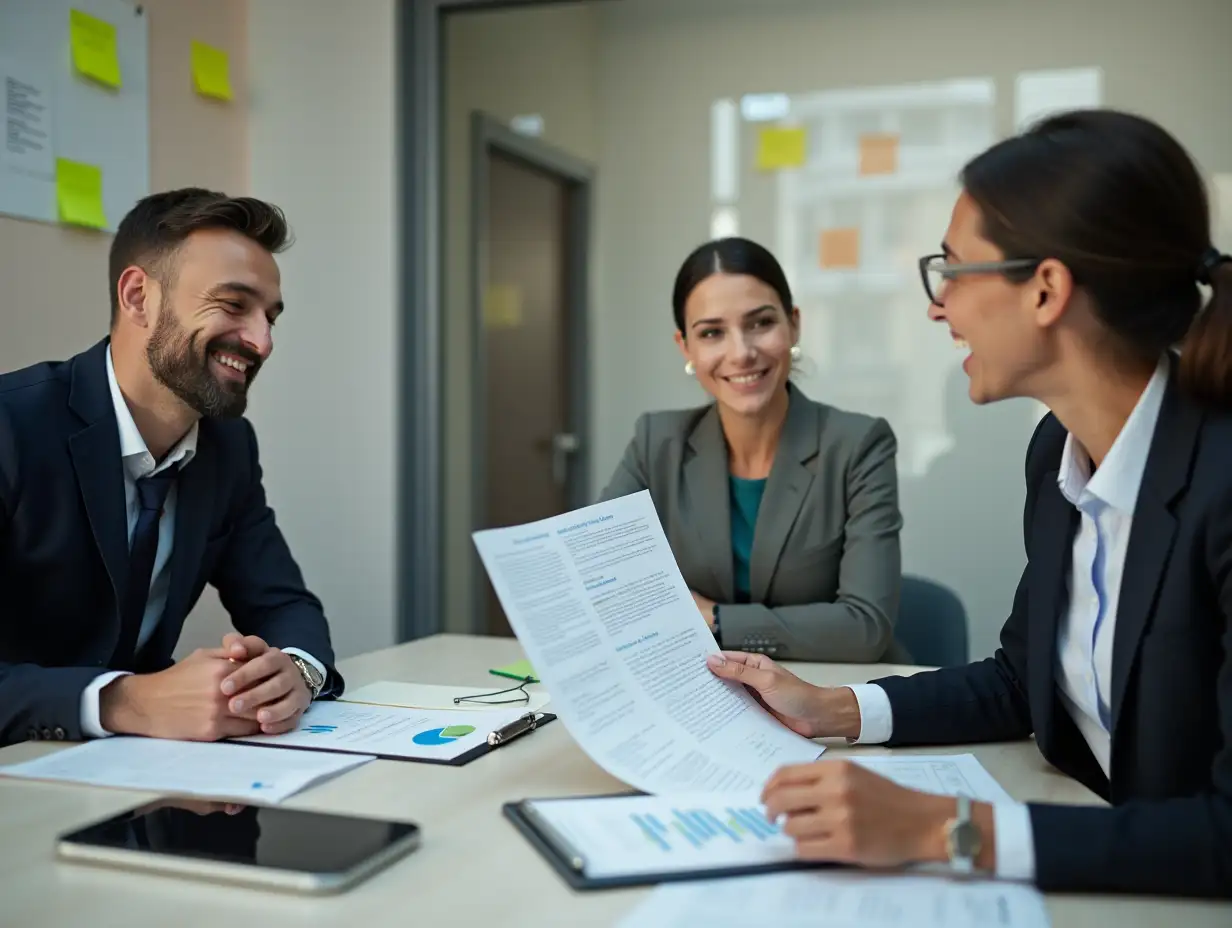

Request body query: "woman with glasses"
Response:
[601, 236, 909, 663]
[707, 109, 1232, 897]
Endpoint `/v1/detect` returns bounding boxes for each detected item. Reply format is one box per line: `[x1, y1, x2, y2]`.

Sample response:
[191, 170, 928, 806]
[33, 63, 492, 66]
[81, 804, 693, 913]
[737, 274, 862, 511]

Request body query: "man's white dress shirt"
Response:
[80, 348, 325, 736]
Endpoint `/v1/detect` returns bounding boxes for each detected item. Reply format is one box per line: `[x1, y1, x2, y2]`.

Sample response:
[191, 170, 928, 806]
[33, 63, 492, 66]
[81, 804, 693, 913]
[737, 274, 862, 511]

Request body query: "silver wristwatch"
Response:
[288, 654, 325, 699]
[945, 795, 981, 874]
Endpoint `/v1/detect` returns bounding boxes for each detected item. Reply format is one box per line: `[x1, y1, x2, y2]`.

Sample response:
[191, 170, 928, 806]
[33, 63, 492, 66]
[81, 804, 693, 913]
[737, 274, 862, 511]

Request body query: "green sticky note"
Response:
[70, 9, 122, 89]
[490, 659, 538, 683]
[56, 158, 107, 230]
[191, 40, 233, 102]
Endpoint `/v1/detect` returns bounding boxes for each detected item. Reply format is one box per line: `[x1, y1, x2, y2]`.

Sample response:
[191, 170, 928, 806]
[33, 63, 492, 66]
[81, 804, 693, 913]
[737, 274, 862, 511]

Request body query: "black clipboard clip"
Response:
[487, 711, 548, 747]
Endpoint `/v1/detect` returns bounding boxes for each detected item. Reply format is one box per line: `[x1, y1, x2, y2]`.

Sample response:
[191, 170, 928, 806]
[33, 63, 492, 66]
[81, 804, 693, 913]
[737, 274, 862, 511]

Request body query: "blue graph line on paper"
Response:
[305, 724, 338, 734]
[631, 807, 780, 852]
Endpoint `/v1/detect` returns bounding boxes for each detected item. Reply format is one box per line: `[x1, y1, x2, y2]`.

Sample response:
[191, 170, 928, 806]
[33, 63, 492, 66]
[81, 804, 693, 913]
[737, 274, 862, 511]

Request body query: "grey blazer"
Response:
[601, 387, 907, 663]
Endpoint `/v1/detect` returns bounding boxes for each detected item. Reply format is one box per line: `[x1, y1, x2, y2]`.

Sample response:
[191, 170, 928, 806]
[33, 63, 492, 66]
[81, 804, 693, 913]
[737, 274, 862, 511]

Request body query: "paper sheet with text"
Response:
[472, 490, 824, 793]
[617, 871, 1051, 928]
[0, 737, 370, 804]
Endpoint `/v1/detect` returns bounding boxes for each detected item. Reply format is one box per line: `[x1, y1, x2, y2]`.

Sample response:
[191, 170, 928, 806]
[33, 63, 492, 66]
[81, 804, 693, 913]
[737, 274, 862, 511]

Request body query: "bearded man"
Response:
[0, 188, 342, 747]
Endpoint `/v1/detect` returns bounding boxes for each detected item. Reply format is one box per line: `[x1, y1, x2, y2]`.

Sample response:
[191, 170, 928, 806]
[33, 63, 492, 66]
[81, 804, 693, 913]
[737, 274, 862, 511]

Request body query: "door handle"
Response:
[551, 432, 580, 486]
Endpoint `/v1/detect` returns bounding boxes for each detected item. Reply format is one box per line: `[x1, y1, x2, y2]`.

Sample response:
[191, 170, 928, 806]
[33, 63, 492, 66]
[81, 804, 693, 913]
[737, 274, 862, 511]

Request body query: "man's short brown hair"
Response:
[108, 188, 291, 325]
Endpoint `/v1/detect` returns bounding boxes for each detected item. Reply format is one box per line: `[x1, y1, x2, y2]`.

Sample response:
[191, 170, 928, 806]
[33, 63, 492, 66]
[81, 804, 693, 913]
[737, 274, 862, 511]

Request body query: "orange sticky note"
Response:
[859, 133, 899, 176]
[819, 228, 860, 269]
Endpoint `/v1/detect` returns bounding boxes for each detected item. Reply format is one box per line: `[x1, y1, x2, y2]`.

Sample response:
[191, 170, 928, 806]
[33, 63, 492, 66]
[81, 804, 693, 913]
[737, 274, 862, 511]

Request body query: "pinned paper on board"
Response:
[756, 126, 806, 171]
[69, 9, 122, 89]
[484, 284, 524, 329]
[191, 41, 233, 102]
[55, 157, 107, 229]
[859, 132, 899, 176]
[819, 227, 860, 269]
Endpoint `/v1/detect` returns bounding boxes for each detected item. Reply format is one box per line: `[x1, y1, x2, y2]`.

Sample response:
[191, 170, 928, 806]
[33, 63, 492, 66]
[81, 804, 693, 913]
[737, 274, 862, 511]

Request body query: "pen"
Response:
[487, 712, 540, 747]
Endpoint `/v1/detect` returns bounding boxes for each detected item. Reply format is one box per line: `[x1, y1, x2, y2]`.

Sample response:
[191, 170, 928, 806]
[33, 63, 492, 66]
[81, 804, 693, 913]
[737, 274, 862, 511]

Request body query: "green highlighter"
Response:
[489, 659, 539, 683]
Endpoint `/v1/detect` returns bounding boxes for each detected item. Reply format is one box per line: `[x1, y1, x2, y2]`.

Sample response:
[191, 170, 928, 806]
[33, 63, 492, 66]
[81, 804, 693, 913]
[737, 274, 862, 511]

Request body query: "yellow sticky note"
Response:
[56, 158, 107, 230]
[756, 126, 807, 171]
[191, 40, 233, 102]
[70, 9, 122, 89]
[819, 227, 860, 269]
[859, 133, 899, 176]
[484, 284, 523, 329]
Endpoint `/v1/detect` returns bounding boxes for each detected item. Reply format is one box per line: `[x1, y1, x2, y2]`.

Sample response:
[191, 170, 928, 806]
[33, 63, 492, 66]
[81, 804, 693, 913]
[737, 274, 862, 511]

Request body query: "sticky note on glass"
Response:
[191, 40, 233, 101]
[490, 660, 538, 683]
[859, 133, 899, 176]
[70, 9, 122, 89]
[819, 227, 860, 269]
[756, 126, 807, 171]
[56, 158, 107, 230]
[483, 284, 523, 329]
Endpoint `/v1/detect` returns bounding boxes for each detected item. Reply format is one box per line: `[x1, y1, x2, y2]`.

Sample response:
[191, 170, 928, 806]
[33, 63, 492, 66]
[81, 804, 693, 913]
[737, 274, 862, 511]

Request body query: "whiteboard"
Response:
[0, 0, 149, 232]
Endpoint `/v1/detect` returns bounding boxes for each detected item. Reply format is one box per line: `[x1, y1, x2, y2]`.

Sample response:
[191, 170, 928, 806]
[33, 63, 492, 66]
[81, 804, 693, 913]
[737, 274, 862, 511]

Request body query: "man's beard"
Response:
[146, 309, 261, 419]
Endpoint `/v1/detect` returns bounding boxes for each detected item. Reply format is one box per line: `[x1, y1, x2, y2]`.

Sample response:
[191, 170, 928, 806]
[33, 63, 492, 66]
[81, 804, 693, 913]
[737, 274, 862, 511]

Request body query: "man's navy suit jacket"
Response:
[0, 339, 342, 746]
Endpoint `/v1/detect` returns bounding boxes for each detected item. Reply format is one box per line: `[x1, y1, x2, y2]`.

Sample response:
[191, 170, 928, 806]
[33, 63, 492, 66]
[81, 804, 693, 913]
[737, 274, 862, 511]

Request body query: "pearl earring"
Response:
[790, 344, 802, 361]
[684, 360, 696, 376]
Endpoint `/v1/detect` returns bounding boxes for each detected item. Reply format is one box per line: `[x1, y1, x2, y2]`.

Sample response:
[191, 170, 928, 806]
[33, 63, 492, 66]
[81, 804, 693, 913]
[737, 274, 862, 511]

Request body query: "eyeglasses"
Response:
[452, 677, 534, 706]
[918, 253, 1041, 308]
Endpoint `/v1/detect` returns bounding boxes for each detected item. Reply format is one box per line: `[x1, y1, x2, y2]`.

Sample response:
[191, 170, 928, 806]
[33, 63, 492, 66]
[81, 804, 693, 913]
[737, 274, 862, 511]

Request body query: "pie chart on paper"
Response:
[412, 724, 476, 746]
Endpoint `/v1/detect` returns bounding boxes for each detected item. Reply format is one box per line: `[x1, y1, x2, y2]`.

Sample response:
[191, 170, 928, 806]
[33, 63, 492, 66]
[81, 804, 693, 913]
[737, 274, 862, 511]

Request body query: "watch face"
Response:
[950, 821, 980, 858]
[294, 657, 323, 687]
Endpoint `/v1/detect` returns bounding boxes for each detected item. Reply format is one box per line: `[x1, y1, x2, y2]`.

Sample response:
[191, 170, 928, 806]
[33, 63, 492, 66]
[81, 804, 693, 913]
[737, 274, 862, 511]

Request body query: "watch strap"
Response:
[946, 794, 977, 874]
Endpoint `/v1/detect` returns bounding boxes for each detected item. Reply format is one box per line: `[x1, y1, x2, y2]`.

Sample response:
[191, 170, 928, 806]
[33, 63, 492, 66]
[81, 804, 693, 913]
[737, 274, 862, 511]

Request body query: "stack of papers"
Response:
[0, 737, 371, 803]
[617, 871, 1051, 928]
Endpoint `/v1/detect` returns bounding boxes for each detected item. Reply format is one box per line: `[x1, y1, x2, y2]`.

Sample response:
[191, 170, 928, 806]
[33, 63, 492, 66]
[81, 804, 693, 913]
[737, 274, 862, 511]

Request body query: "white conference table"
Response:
[0, 634, 1228, 927]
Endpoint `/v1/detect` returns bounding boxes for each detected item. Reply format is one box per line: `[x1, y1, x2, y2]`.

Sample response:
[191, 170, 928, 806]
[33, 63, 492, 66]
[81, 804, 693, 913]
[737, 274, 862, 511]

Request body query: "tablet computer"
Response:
[56, 798, 420, 894]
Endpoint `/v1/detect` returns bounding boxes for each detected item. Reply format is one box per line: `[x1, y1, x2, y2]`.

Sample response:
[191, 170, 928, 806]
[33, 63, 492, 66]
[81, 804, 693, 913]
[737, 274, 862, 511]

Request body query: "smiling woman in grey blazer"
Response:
[601, 237, 907, 663]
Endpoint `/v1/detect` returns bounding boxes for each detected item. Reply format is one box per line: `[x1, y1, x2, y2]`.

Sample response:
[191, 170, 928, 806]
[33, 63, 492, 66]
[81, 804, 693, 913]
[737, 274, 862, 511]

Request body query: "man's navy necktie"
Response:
[112, 469, 179, 670]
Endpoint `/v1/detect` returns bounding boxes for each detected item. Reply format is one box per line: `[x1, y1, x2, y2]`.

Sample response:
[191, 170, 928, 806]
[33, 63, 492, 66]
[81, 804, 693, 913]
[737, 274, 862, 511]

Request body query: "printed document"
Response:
[616, 871, 1051, 928]
[0, 737, 370, 803]
[236, 702, 531, 761]
[472, 490, 823, 794]
[850, 754, 1015, 803]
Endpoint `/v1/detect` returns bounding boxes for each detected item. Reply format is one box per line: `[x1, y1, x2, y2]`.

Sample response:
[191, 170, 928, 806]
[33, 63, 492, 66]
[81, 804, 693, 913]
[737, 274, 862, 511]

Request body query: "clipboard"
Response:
[235, 710, 557, 768]
[503, 793, 824, 890]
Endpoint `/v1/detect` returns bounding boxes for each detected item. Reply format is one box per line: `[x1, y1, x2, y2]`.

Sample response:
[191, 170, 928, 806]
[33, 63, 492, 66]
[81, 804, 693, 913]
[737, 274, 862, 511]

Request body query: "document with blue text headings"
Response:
[472, 490, 824, 794]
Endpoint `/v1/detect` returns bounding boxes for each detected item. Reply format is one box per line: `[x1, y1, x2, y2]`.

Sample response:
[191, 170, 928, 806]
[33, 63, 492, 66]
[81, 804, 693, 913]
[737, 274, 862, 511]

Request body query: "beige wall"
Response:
[0, 0, 248, 655]
[592, 0, 1232, 658]
[442, 4, 601, 633]
[245, 0, 399, 659]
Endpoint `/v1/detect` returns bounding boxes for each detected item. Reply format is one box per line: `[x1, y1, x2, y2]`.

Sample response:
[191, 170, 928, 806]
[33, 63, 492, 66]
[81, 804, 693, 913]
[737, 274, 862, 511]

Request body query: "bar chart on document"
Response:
[524, 793, 796, 879]
[632, 803, 782, 851]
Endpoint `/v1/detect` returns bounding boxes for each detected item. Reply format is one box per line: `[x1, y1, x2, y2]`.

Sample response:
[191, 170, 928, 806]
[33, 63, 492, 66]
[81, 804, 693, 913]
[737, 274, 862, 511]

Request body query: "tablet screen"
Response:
[60, 800, 419, 875]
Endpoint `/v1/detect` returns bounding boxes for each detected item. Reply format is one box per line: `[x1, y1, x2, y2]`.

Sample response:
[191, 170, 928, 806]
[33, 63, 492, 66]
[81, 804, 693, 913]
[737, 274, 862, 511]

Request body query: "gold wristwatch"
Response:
[288, 654, 325, 699]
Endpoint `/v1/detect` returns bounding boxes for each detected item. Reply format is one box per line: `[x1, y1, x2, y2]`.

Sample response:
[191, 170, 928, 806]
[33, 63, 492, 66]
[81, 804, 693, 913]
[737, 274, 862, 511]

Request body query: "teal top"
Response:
[729, 475, 767, 601]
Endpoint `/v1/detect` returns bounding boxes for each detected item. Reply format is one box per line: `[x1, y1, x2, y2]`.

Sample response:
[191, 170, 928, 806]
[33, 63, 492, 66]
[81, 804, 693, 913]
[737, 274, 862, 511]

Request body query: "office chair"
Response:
[895, 575, 969, 667]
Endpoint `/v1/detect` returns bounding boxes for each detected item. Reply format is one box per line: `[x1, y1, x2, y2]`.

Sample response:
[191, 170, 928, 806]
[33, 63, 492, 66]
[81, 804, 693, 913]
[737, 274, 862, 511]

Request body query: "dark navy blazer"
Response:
[0, 339, 342, 745]
[875, 374, 1232, 897]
